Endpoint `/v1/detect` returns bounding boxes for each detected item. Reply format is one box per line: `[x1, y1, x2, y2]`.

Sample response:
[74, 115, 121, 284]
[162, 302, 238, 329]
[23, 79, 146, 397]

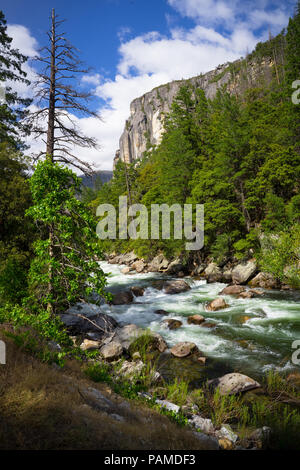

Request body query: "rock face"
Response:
[209, 372, 261, 395]
[232, 260, 257, 285]
[206, 298, 229, 312]
[163, 280, 191, 295]
[116, 57, 274, 165]
[170, 342, 199, 358]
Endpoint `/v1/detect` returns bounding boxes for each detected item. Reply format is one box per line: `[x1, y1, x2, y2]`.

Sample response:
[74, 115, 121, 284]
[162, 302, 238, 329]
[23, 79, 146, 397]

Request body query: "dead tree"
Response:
[27, 8, 100, 174]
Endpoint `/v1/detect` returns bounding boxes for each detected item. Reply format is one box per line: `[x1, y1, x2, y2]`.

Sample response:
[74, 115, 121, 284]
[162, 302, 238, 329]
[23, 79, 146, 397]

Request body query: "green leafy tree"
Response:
[27, 159, 109, 314]
[0, 10, 31, 148]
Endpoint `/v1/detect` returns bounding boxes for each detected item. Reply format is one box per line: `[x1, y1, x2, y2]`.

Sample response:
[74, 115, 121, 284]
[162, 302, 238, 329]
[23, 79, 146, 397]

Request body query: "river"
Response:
[100, 261, 300, 384]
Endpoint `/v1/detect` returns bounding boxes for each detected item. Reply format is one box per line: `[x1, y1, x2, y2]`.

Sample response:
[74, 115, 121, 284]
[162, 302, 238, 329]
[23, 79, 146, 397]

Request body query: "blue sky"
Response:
[2, 0, 297, 170]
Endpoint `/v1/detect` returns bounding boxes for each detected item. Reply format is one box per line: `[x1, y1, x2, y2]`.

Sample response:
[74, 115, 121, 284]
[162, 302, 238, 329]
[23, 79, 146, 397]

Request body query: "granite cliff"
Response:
[114, 56, 274, 167]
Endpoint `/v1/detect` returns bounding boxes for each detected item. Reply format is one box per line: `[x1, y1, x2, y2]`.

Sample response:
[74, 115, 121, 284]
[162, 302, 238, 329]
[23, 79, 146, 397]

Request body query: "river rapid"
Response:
[100, 261, 300, 384]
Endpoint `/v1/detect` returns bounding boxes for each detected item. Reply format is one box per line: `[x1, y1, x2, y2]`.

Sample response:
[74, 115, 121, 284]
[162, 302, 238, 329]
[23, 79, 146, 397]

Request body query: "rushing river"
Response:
[100, 261, 300, 384]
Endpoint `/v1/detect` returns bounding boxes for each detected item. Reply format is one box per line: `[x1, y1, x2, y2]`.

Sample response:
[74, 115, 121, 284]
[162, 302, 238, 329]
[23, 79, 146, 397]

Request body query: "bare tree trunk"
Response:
[47, 9, 56, 314]
[46, 8, 56, 160]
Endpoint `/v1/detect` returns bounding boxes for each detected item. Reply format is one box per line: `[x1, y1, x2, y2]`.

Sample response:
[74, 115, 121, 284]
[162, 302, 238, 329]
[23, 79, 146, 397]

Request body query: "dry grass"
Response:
[0, 329, 208, 450]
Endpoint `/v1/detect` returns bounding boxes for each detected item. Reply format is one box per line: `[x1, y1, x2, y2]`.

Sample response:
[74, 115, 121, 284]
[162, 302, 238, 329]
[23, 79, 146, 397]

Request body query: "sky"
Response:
[2, 0, 297, 171]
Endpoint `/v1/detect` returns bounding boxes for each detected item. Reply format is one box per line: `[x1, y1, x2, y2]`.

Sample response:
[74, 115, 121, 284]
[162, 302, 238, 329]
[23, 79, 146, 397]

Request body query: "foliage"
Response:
[26, 158, 110, 314]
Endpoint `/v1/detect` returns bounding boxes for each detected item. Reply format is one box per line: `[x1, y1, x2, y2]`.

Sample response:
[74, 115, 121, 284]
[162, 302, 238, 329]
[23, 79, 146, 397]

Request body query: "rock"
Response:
[166, 258, 185, 274]
[203, 263, 223, 283]
[218, 438, 234, 450]
[188, 415, 214, 434]
[177, 271, 185, 278]
[249, 272, 279, 289]
[80, 387, 114, 411]
[222, 269, 233, 283]
[209, 372, 261, 395]
[100, 341, 123, 360]
[60, 303, 118, 337]
[148, 254, 169, 272]
[121, 266, 132, 274]
[232, 260, 257, 285]
[121, 251, 138, 264]
[219, 285, 246, 295]
[170, 342, 199, 358]
[47, 341, 61, 352]
[155, 399, 180, 413]
[197, 356, 207, 365]
[111, 290, 134, 305]
[132, 260, 146, 273]
[154, 309, 168, 315]
[249, 426, 271, 448]
[163, 280, 191, 295]
[162, 319, 183, 330]
[216, 424, 238, 443]
[132, 351, 141, 361]
[118, 360, 145, 380]
[187, 314, 205, 325]
[206, 298, 229, 311]
[238, 291, 254, 299]
[192, 432, 219, 450]
[114, 324, 144, 350]
[80, 339, 101, 351]
[130, 286, 145, 297]
[111, 414, 125, 422]
[150, 370, 163, 384]
[201, 322, 217, 328]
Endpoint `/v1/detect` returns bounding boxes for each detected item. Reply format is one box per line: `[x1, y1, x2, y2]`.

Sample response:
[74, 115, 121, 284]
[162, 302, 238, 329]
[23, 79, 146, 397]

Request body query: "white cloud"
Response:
[6, 1, 295, 171]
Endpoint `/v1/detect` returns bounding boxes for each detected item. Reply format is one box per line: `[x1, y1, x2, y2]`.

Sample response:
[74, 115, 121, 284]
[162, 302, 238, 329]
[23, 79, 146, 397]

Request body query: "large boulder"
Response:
[249, 272, 279, 289]
[209, 372, 261, 395]
[203, 263, 223, 283]
[100, 341, 123, 360]
[114, 324, 168, 353]
[121, 266, 133, 274]
[170, 342, 199, 358]
[206, 298, 229, 311]
[161, 319, 183, 330]
[111, 290, 134, 305]
[232, 260, 257, 285]
[121, 251, 138, 265]
[80, 339, 101, 351]
[163, 280, 191, 295]
[219, 285, 245, 295]
[187, 314, 205, 325]
[60, 303, 118, 337]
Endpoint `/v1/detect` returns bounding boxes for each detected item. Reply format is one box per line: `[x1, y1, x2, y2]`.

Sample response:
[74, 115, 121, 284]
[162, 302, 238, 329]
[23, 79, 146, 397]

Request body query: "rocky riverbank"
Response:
[106, 251, 292, 291]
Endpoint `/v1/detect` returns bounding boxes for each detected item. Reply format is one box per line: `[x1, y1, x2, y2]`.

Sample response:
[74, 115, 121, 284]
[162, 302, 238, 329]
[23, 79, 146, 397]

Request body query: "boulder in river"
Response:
[206, 298, 229, 311]
[161, 319, 183, 330]
[208, 372, 261, 395]
[132, 260, 146, 273]
[219, 285, 245, 295]
[163, 279, 191, 295]
[232, 260, 257, 285]
[148, 254, 169, 272]
[249, 272, 279, 289]
[170, 342, 199, 358]
[121, 266, 133, 274]
[154, 309, 168, 315]
[130, 286, 145, 297]
[111, 290, 134, 305]
[187, 314, 205, 325]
